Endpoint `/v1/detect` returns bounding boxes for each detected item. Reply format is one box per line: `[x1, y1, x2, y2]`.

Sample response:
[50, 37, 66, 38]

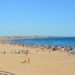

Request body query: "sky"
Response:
[0, 0, 75, 36]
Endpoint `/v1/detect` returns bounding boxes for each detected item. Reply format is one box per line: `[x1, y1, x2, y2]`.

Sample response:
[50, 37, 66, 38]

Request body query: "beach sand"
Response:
[0, 42, 75, 75]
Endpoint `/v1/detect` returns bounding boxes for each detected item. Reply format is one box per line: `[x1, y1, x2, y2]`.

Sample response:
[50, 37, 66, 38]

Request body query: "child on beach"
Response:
[21, 57, 30, 64]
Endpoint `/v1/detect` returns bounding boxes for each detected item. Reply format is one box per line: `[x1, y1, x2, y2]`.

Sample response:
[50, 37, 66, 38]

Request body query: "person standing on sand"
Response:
[36, 49, 39, 53]
[27, 58, 30, 63]
[49, 50, 50, 54]
[25, 50, 29, 56]
[3, 50, 6, 54]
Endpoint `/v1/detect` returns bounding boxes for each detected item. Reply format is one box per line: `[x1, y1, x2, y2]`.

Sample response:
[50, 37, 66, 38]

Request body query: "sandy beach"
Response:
[0, 42, 75, 75]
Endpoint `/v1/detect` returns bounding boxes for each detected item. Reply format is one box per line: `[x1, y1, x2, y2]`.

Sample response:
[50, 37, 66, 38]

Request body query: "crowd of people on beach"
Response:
[0, 40, 75, 64]
[0, 40, 74, 55]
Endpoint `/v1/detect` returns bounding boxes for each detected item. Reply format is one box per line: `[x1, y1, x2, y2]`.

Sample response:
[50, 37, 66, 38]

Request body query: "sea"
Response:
[8, 37, 75, 47]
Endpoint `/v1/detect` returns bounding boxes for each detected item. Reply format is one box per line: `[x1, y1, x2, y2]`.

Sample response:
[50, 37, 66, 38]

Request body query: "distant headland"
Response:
[0, 36, 52, 40]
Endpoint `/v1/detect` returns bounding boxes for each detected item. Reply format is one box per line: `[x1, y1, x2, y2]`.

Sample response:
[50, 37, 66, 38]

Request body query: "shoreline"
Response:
[0, 40, 75, 75]
[0, 40, 75, 55]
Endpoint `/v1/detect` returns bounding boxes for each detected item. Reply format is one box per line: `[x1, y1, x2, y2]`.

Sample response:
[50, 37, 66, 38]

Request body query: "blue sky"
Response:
[0, 0, 75, 36]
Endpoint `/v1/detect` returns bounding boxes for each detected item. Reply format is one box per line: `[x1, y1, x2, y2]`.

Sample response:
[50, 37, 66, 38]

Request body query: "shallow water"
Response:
[8, 37, 75, 47]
